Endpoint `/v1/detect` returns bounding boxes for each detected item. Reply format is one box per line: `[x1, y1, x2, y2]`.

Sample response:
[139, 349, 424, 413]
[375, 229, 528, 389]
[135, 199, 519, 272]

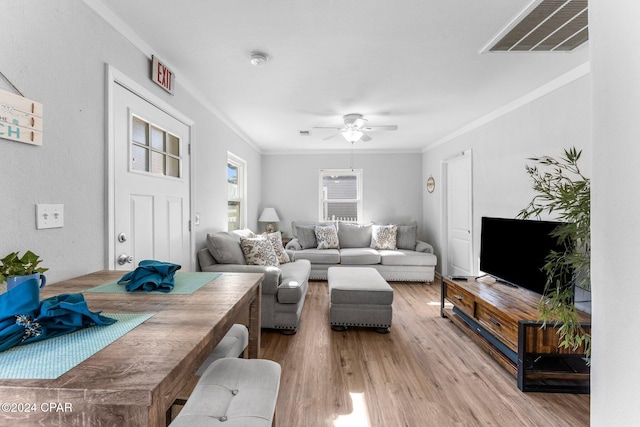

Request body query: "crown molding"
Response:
[422, 61, 590, 153]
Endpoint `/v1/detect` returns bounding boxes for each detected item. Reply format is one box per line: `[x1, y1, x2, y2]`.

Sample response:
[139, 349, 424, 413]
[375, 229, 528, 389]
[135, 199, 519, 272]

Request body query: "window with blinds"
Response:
[319, 169, 362, 222]
[227, 153, 246, 231]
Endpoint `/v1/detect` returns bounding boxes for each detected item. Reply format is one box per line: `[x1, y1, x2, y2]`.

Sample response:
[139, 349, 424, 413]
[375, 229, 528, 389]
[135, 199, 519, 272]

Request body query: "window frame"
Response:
[318, 168, 363, 222]
[227, 152, 247, 231]
[130, 114, 183, 180]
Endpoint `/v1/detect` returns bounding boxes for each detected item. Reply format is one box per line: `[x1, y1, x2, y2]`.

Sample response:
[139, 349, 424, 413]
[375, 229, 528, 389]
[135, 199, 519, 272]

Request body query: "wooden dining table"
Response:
[0, 270, 263, 427]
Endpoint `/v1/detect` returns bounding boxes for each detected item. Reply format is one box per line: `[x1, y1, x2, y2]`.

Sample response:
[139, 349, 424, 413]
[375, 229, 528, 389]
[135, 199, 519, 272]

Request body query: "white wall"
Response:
[422, 74, 592, 275]
[590, 1, 640, 424]
[261, 152, 425, 239]
[0, 1, 261, 282]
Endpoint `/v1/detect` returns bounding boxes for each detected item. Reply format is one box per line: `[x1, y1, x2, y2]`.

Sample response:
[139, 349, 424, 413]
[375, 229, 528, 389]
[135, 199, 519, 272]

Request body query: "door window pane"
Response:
[151, 151, 164, 174]
[132, 117, 148, 145]
[131, 145, 149, 171]
[150, 125, 164, 150]
[167, 134, 179, 156]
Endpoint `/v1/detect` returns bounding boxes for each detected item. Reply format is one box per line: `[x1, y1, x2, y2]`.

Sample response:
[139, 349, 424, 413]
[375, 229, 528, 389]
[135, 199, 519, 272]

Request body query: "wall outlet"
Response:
[36, 204, 64, 229]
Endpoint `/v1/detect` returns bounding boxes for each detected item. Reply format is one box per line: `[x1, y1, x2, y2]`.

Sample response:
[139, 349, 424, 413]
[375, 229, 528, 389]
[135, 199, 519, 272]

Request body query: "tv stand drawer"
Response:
[475, 302, 518, 350]
[444, 282, 475, 317]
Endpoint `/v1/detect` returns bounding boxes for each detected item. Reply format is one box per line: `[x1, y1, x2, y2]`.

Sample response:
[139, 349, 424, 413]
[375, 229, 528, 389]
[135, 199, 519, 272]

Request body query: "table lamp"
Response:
[258, 208, 280, 233]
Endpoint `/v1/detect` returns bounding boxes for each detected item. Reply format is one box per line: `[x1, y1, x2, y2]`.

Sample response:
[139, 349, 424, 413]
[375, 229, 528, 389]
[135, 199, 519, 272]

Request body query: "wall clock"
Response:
[426, 176, 435, 193]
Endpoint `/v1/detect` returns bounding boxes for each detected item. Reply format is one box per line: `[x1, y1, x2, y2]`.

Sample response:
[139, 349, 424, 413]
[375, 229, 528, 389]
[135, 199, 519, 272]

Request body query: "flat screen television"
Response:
[479, 216, 569, 296]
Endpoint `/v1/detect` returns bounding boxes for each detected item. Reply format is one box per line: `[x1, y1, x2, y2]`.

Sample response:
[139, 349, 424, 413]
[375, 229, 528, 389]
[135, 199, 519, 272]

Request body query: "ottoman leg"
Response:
[331, 325, 348, 332]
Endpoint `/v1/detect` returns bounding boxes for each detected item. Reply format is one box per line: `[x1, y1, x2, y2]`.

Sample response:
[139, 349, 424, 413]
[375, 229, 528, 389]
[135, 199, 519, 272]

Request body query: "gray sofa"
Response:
[197, 230, 311, 333]
[285, 221, 437, 282]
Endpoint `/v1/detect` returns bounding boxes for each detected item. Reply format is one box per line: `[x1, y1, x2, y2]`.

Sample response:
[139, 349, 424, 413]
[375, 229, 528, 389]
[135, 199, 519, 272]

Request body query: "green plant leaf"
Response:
[518, 147, 591, 361]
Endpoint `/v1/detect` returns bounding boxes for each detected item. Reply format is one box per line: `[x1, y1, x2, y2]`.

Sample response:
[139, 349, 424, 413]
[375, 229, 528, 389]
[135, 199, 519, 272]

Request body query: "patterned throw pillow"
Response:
[240, 237, 280, 266]
[263, 232, 291, 264]
[315, 224, 339, 249]
[370, 224, 398, 250]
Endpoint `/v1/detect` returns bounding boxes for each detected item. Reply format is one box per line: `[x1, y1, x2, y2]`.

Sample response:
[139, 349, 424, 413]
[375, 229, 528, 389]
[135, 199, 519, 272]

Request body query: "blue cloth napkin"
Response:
[117, 260, 181, 293]
[0, 278, 117, 353]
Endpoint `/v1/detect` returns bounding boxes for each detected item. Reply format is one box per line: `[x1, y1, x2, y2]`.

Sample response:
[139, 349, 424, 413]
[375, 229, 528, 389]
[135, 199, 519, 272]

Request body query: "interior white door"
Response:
[446, 151, 473, 276]
[112, 82, 191, 271]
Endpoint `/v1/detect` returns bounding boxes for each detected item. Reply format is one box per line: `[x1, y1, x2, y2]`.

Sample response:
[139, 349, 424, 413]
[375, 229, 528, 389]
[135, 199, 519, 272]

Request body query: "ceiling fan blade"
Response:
[322, 133, 341, 141]
[363, 125, 398, 131]
[360, 133, 372, 142]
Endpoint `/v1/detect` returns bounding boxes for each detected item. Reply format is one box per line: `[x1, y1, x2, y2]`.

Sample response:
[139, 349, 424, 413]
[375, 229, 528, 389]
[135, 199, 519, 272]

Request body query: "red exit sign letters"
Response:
[151, 55, 175, 95]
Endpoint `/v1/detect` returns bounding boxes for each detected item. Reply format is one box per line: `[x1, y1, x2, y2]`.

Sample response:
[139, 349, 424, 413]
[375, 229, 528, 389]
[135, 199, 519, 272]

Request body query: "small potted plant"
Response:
[0, 251, 48, 290]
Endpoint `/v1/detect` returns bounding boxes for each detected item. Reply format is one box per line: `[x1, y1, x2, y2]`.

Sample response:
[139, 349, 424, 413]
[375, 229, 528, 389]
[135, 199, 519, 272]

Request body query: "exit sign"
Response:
[151, 55, 175, 95]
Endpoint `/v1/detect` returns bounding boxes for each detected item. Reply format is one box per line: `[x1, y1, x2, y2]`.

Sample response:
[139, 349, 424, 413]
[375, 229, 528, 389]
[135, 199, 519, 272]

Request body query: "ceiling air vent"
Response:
[486, 0, 588, 52]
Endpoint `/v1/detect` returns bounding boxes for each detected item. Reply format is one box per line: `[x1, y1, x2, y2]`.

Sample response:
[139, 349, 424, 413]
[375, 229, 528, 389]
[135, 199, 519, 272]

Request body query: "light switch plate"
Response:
[36, 204, 64, 229]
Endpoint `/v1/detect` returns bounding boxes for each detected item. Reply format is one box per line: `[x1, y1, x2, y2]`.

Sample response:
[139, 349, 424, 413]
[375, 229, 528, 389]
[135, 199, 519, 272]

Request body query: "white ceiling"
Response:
[92, 0, 589, 153]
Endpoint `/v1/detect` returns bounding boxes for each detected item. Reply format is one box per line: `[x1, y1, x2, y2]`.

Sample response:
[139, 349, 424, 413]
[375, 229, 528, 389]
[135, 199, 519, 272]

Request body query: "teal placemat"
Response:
[85, 272, 221, 294]
[0, 313, 154, 379]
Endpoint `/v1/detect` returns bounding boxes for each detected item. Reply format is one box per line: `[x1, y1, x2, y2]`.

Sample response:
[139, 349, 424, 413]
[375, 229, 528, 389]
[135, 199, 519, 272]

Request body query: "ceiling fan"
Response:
[312, 113, 398, 143]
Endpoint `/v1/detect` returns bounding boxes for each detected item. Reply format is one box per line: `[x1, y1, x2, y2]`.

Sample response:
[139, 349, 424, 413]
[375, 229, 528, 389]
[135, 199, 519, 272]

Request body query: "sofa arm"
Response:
[201, 264, 281, 295]
[415, 240, 434, 254]
[197, 247, 217, 270]
[285, 238, 302, 251]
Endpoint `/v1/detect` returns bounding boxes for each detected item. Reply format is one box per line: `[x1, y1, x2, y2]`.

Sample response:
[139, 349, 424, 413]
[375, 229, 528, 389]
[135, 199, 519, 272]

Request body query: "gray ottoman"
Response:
[328, 267, 393, 333]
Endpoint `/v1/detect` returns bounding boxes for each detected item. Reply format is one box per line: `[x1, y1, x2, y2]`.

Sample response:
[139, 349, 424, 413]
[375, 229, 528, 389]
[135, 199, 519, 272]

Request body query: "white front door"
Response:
[110, 81, 192, 271]
[445, 150, 473, 276]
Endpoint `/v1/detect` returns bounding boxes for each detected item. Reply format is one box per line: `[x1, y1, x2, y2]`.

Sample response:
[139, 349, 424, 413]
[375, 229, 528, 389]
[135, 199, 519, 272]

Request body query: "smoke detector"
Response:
[250, 52, 270, 67]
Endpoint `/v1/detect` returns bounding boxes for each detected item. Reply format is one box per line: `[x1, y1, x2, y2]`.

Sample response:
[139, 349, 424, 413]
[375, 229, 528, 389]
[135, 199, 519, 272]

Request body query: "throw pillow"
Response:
[240, 237, 280, 267]
[263, 232, 291, 264]
[206, 232, 247, 265]
[315, 224, 339, 249]
[396, 223, 418, 250]
[295, 224, 318, 249]
[370, 224, 398, 250]
[337, 222, 372, 248]
[234, 228, 256, 239]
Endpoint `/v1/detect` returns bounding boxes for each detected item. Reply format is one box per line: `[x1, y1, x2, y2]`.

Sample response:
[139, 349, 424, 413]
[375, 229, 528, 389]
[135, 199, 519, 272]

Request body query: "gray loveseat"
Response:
[197, 230, 311, 333]
[285, 221, 437, 282]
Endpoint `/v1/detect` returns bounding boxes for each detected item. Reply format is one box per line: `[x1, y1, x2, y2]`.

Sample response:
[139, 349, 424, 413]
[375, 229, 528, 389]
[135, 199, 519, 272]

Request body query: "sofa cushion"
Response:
[337, 222, 372, 248]
[339, 248, 381, 265]
[315, 224, 340, 249]
[277, 259, 311, 303]
[370, 224, 398, 250]
[263, 232, 291, 264]
[206, 232, 246, 265]
[240, 237, 280, 266]
[396, 223, 418, 250]
[295, 224, 318, 249]
[378, 249, 438, 267]
[292, 248, 340, 264]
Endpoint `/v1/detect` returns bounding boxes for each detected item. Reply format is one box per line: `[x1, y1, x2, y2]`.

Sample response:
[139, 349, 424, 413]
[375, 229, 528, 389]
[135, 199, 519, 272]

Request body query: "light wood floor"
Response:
[260, 280, 590, 427]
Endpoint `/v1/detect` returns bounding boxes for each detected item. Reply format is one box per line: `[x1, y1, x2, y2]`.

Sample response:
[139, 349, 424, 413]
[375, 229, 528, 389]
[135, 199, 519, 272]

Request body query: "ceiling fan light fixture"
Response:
[342, 129, 363, 143]
[249, 52, 270, 67]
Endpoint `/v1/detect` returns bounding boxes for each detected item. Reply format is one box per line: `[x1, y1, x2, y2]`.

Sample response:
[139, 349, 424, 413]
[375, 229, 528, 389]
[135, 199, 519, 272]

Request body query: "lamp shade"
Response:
[258, 208, 280, 223]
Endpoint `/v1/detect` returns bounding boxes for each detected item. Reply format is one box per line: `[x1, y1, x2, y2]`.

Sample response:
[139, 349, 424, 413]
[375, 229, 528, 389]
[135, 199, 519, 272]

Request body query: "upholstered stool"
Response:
[328, 267, 394, 333]
[169, 358, 281, 427]
[170, 324, 248, 415]
[195, 323, 249, 375]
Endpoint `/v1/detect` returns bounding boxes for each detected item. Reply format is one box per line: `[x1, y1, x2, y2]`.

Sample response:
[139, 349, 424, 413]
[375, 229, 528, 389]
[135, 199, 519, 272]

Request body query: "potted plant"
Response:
[0, 251, 48, 289]
[518, 147, 591, 360]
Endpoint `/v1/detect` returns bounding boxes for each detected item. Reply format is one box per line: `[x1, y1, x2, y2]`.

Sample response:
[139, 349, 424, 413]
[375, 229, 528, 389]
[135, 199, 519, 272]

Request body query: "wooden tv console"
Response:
[440, 275, 590, 393]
